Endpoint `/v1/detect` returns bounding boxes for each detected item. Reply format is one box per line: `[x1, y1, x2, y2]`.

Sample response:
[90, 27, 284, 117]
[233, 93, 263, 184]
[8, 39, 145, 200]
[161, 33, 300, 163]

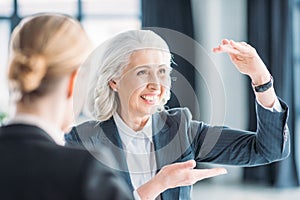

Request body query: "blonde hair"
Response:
[8, 13, 91, 103]
[88, 30, 171, 121]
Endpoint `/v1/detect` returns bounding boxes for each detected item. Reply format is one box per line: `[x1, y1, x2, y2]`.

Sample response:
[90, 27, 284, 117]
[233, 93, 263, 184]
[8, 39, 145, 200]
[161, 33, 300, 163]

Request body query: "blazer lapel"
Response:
[152, 112, 183, 168]
[101, 118, 134, 191]
[152, 113, 170, 169]
[152, 112, 182, 200]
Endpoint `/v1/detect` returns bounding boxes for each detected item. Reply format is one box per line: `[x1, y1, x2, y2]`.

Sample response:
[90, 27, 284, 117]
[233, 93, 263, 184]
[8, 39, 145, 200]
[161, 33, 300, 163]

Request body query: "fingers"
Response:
[158, 161, 227, 189]
[212, 38, 230, 52]
[212, 38, 238, 54]
[222, 39, 230, 45]
[172, 160, 196, 170]
[213, 44, 240, 54]
[212, 39, 251, 55]
[229, 40, 250, 54]
[240, 41, 248, 46]
[193, 168, 227, 181]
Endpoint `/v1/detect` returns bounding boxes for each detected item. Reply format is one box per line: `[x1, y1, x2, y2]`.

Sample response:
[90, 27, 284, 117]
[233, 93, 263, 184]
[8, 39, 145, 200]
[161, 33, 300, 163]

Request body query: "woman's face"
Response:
[113, 49, 171, 118]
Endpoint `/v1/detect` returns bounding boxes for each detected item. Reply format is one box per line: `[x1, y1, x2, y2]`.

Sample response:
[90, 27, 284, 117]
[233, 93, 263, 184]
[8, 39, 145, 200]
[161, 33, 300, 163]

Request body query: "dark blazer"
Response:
[0, 124, 132, 200]
[65, 100, 290, 200]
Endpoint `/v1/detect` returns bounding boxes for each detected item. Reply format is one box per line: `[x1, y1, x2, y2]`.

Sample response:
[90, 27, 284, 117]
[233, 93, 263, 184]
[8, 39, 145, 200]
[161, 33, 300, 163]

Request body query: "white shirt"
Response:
[113, 113, 157, 199]
[258, 98, 283, 112]
[6, 113, 65, 146]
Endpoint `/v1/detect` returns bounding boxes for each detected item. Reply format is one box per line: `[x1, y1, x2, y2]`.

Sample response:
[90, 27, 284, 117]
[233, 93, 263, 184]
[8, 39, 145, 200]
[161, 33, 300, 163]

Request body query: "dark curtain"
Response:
[10, 0, 21, 32]
[244, 0, 299, 187]
[141, 0, 196, 112]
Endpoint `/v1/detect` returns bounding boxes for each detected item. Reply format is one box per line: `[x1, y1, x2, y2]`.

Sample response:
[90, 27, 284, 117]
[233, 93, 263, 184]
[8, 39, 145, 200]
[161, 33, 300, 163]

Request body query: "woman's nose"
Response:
[147, 82, 160, 90]
[147, 73, 160, 90]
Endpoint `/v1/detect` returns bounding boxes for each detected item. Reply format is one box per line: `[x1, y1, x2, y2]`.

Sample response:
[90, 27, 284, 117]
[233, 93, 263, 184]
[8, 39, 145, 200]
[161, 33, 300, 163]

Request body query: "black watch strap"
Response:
[253, 76, 273, 93]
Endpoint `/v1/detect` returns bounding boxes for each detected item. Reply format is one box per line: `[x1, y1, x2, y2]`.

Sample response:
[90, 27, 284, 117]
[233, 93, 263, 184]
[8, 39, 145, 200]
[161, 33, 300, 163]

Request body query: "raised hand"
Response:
[137, 160, 227, 200]
[213, 39, 277, 108]
[212, 39, 270, 85]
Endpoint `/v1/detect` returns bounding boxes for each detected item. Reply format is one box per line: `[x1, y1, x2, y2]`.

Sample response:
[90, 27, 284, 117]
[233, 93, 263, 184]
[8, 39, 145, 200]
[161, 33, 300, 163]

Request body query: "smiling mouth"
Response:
[141, 95, 159, 104]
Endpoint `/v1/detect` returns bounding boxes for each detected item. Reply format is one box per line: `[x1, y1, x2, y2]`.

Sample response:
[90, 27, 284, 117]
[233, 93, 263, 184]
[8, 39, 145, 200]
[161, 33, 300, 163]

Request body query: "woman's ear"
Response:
[109, 79, 118, 92]
[67, 69, 79, 98]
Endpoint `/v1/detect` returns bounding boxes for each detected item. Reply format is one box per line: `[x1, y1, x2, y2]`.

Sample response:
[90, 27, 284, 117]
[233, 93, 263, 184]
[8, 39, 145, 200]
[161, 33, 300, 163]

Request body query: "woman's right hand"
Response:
[136, 160, 227, 200]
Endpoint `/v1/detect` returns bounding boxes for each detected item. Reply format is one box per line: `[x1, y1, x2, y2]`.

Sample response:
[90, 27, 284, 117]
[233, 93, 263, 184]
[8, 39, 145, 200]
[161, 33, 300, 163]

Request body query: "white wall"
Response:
[191, 0, 248, 183]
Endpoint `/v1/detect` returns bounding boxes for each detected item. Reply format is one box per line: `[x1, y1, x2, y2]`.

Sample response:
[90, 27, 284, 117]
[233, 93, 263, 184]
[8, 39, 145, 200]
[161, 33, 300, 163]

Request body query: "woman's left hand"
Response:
[213, 39, 277, 108]
[213, 39, 270, 85]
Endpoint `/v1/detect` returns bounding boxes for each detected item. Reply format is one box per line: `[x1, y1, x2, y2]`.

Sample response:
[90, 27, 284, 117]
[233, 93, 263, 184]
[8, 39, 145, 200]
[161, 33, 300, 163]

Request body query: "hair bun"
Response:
[9, 52, 47, 93]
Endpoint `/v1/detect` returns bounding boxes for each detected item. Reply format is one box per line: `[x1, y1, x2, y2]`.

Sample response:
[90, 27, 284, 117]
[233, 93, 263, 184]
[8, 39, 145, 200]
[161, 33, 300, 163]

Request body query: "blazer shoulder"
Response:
[160, 107, 193, 122]
[76, 120, 100, 129]
[65, 120, 100, 145]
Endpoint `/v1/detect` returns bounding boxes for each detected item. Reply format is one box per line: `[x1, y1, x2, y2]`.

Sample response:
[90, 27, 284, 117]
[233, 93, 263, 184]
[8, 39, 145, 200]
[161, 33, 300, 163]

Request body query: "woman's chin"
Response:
[141, 105, 160, 115]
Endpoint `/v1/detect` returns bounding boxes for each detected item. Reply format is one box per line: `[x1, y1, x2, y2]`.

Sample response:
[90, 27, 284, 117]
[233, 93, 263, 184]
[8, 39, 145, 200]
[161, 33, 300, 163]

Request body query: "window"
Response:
[18, 0, 78, 16]
[82, 0, 140, 45]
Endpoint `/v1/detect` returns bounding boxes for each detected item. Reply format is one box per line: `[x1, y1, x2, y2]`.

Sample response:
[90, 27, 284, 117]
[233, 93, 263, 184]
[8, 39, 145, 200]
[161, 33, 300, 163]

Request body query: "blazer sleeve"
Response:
[188, 98, 290, 166]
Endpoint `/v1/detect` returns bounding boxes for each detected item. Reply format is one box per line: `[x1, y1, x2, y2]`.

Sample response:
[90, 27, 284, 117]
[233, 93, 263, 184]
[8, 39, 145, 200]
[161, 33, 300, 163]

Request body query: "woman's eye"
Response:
[159, 68, 166, 74]
[137, 70, 147, 76]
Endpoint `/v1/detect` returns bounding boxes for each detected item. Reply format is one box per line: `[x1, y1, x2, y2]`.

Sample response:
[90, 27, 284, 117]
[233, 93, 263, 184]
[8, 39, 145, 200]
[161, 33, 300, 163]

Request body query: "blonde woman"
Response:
[66, 30, 290, 200]
[0, 14, 131, 200]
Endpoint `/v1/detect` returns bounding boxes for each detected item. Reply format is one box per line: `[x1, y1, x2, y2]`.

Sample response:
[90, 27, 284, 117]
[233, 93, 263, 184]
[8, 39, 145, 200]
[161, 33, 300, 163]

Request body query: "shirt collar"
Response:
[6, 113, 65, 146]
[113, 112, 153, 147]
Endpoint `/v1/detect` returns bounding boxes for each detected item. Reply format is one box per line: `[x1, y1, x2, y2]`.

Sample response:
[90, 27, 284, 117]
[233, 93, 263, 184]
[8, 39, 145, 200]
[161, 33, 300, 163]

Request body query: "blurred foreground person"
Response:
[0, 13, 131, 200]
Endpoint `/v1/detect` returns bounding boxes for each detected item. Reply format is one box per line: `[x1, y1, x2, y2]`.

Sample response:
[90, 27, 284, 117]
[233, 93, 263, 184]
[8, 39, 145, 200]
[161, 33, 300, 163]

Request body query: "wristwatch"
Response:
[252, 76, 273, 93]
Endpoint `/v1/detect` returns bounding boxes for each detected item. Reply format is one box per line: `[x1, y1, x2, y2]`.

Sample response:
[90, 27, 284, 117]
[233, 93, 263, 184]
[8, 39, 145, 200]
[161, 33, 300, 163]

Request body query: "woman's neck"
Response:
[14, 96, 63, 131]
[12, 102, 65, 146]
[118, 110, 150, 132]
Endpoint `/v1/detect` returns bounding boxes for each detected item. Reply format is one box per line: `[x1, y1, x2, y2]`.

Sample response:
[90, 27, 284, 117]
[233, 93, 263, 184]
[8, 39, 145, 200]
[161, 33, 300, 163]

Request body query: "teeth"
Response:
[141, 95, 157, 101]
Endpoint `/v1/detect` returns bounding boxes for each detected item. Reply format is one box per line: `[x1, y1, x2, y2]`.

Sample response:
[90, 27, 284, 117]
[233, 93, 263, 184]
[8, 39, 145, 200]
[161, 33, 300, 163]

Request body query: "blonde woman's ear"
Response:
[67, 70, 79, 98]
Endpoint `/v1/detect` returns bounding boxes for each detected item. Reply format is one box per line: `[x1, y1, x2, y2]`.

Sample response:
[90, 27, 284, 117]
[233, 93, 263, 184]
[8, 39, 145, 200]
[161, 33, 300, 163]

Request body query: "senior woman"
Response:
[65, 30, 290, 200]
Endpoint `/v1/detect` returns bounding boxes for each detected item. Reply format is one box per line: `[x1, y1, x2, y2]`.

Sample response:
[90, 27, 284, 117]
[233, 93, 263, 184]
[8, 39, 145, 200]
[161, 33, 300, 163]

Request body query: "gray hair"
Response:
[87, 30, 172, 121]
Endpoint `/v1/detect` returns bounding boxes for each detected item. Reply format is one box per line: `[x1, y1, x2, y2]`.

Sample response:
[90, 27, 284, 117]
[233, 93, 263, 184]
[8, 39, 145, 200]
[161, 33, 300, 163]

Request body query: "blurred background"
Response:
[0, 0, 300, 199]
